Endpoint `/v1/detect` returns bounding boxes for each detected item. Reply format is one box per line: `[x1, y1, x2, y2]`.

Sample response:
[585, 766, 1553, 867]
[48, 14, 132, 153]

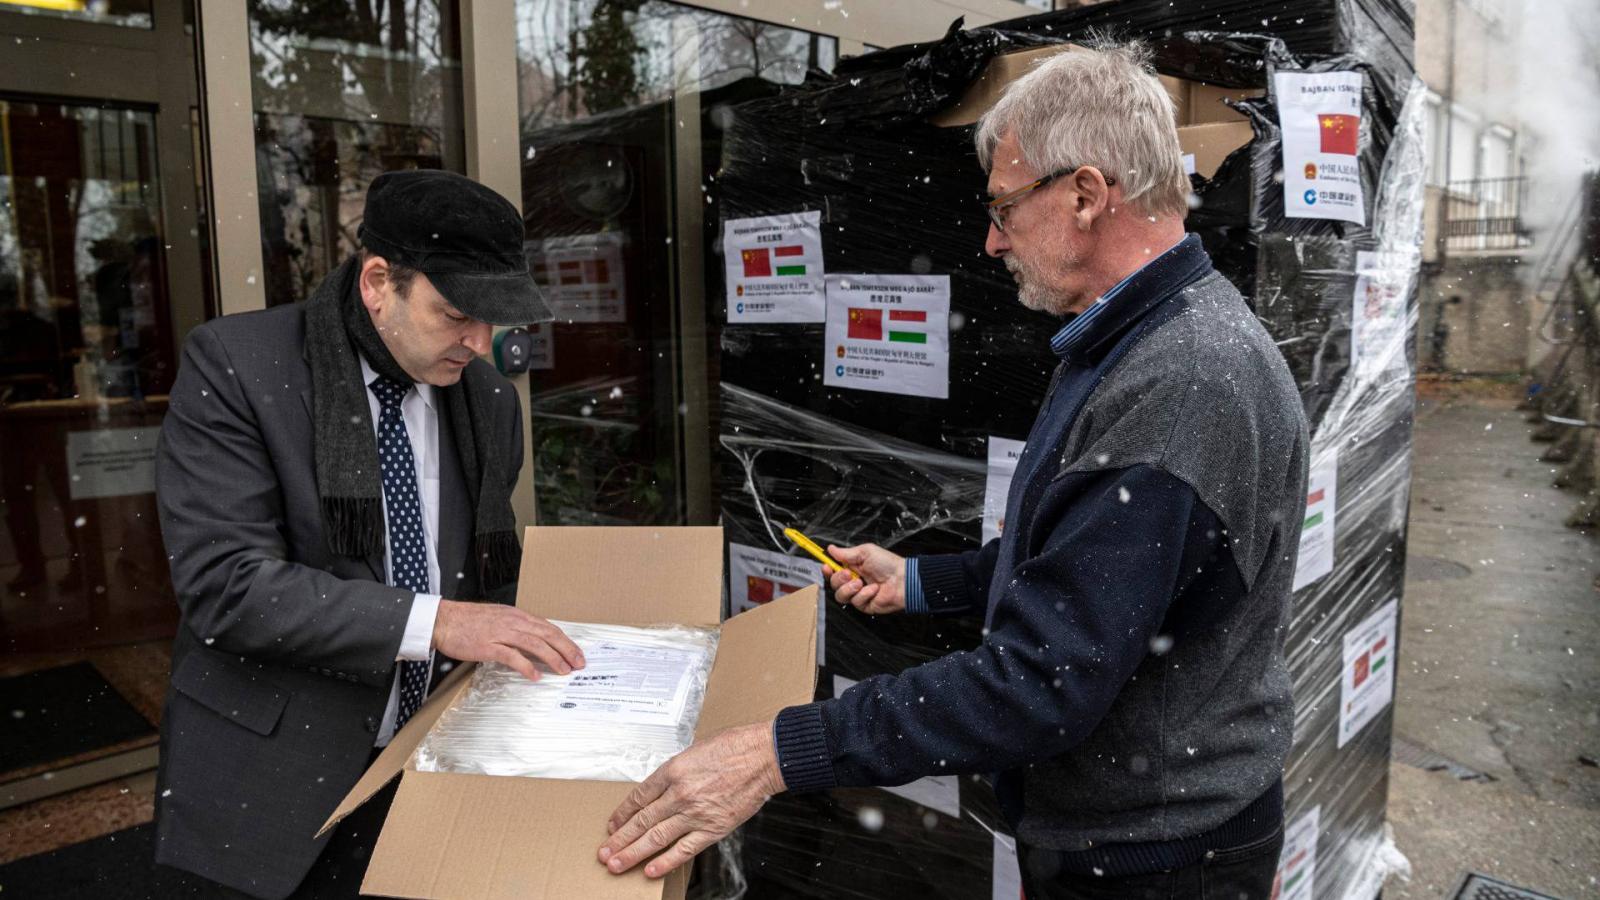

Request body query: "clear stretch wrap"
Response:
[412, 622, 718, 783]
[686, 0, 1424, 896]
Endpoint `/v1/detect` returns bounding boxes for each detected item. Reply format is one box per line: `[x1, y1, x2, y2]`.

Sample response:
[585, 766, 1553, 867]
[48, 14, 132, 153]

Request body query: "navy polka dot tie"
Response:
[371, 376, 432, 730]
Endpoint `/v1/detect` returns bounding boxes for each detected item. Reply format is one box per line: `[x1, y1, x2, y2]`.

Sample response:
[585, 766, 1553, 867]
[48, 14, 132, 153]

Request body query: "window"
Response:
[247, 0, 467, 307]
[514, 0, 837, 526]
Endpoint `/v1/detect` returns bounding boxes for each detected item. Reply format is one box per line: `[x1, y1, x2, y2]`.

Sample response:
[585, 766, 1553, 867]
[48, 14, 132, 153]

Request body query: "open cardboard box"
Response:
[1178, 121, 1256, 179]
[320, 525, 821, 900]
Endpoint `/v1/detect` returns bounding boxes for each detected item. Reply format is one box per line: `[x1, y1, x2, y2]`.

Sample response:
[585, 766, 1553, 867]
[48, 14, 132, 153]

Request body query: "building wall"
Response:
[1419, 255, 1533, 374]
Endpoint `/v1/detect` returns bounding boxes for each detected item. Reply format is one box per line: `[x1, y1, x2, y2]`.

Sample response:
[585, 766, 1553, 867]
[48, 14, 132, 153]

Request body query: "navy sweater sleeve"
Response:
[774, 464, 1228, 791]
[907, 539, 1002, 615]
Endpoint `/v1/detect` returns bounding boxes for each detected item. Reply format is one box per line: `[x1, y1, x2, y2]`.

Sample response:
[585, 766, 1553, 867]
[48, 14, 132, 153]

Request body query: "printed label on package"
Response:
[1338, 599, 1398, 747]
[729, 541, 826, 665]
[724, 211, 826, 323]
[1274, 71, 1366, 224]
[823, 274, 950, 399]
[833, 675, 961, 818]
[1351, 250, 1410, 380]
[1293, 446, 1338, 592]
[1270, 805, 1320, 900]
[983, 437, 1026, 544]
[526, 231, 628, 323]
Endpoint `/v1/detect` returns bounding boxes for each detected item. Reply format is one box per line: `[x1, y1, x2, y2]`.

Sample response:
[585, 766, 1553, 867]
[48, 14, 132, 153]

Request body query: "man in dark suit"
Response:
[153, 170, 585, 899]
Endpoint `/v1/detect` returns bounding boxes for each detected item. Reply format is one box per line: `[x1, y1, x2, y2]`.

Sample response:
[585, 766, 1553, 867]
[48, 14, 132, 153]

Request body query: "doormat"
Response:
[1452, 872, 1564, 900]
[0, 662, 154, 773]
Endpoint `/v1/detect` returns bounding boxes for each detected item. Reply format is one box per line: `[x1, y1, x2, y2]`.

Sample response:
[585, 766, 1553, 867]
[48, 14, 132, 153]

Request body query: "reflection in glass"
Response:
[515, 1, 836, 526]
[0, 97, 178, 649]
[249, 0, 465, 307]
[0, 0, 153, 29]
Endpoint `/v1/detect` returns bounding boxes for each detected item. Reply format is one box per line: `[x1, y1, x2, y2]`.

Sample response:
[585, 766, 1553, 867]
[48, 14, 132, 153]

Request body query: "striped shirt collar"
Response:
[1047, 234, 1201, 363]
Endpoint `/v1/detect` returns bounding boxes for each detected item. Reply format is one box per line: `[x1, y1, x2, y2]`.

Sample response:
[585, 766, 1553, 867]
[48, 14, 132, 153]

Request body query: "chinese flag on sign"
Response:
[848, 308, 883, 340]
[1318, 114, 1359, 155]
[746, 576, 775, 604]
[1353, 651, 1371, 688]
[742, 247, 772, 278]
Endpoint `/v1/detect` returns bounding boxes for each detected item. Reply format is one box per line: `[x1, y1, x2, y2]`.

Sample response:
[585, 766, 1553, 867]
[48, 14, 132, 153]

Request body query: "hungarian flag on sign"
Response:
[1318, 113, 1359, 155]
[848, 308, 883, 340]
[741, 247, 772, 278]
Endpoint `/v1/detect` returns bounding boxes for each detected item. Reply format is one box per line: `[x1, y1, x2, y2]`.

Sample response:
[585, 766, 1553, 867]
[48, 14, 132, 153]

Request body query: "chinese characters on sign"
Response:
[1274, 71, 1366, 224]
[723, 211, 827, 323]
[823, 274, 951, 399]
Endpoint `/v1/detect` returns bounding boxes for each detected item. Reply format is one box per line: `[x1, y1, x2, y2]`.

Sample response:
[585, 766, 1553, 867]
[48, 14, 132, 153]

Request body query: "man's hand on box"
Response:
[825, 543, 907, 614]
[431, 600, 585, 681]
[599, 721, 783, 879]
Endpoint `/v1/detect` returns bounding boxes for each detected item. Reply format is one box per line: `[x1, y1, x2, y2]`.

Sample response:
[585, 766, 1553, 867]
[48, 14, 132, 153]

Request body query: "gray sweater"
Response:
[775, 236, 1310, 875]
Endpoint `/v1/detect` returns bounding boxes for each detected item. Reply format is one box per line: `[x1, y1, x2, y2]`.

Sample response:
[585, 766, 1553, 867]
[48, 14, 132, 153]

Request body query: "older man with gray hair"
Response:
[597, 41, 1309, 900]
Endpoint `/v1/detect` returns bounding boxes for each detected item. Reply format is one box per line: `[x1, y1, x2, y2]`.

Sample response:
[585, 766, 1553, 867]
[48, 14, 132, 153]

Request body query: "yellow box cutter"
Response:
[783, 527, 859, 581]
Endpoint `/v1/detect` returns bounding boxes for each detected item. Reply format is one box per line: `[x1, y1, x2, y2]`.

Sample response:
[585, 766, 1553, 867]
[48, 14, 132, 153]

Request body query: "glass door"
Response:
[0, 0, 210, 852]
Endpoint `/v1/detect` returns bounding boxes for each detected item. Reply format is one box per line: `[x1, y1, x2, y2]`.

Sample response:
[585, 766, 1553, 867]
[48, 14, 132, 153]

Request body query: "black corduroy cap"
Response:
[357, 169, 553, 325]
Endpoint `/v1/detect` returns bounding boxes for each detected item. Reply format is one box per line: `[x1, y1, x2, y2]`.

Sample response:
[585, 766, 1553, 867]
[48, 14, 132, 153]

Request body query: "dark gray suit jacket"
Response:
[153, 302, 521, 899]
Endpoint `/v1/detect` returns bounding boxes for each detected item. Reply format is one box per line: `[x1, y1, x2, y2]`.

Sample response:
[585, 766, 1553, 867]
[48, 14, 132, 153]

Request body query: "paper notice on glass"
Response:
[526, 231, 628, 323]
[527, 323, 554, 370]
[724, 211, 826, 323]
[823, 274, 950, 399]
[983, 437, 1026, 544]
[1271, 805, 1320, 900]
[1293, 447, 1338, 592]
[1338, 599, 1397, 748]
[67, 426, 161, 500]
[992, 831, 1023, 900]
[1274, 70, 1365, 224]
[833, 674, 961, 818]
[554, 642, 697, 728]
[1351, 250, 1409, 380]
[728, 541, 826, 665]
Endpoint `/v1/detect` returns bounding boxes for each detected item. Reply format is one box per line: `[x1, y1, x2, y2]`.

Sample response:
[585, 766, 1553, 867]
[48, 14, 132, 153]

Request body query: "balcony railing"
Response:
[1444, 176, 1533, 252]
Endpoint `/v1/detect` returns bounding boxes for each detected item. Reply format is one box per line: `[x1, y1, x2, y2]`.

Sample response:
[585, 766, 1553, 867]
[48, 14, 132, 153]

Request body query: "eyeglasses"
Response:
[983, 165, 1116, 232]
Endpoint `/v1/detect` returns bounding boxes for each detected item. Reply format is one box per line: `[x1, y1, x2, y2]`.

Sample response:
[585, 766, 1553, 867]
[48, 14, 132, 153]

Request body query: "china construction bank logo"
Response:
[1304, 189, 1318, 205]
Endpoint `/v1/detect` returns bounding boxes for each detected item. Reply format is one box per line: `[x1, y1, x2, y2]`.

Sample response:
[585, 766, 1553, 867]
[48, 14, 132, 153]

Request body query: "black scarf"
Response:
[303, 255, 519, 593]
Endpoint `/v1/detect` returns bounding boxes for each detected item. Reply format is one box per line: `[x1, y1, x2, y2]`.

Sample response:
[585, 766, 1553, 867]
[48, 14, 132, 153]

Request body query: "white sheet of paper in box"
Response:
[1293, 446, 1338, 592]
[555, 642, 697, 727]
[1274, 70, 1366, 224]
[724, 211, 826, 323]
[983, 436, 1026, 544]
[823, 274, 951, 399]
[1338, 599, 1397, 748]
[833, 675, 960, 818]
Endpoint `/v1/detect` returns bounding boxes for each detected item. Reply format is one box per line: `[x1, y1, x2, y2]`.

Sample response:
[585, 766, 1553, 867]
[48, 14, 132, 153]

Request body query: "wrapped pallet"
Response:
[704, 0, 1424, 897]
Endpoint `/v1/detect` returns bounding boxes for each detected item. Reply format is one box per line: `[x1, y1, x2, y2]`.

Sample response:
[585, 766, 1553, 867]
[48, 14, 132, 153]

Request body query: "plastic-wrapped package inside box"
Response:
[412, 621, 718, 783]
[693, 0, 1425, 896]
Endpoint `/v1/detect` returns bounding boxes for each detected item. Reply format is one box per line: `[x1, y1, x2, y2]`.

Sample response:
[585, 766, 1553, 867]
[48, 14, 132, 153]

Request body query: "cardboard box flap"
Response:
[517, 526, 724, 628]
[695, 588, 820, 740]
[316, 662, 476, 838]
[363, 771, 675, 900]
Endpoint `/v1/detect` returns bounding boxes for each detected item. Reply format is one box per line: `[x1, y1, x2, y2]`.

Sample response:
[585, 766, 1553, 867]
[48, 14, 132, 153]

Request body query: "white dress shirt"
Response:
[359, 356, 442, 747]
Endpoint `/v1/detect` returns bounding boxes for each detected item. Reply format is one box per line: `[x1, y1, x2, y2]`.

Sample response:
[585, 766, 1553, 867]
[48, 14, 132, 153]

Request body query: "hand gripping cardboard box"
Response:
[318, 525, 821, 900]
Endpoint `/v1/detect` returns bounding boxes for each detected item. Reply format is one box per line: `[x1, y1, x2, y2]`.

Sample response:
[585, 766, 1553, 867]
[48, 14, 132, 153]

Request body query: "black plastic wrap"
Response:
[696, 1, 1424, 897]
